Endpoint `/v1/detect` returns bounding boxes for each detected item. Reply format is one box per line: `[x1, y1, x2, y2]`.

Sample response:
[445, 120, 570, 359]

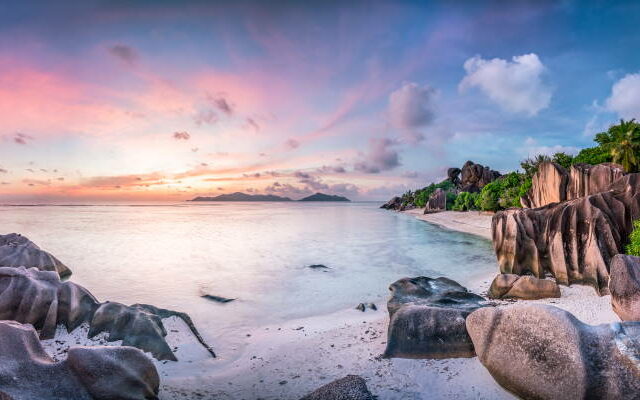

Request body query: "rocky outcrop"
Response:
[493, 174, 640, 295]
[521, 162, 569, 208]
[609, 254, 640, 321]
[447, 167, 461, 186]
[384, 277, 487, 359]
[0, 266, 215, 361]
[424, 188, 446, 214]
[380, 196, 402, 210]
[487, 274, 560, 300]
[0, 320, 159, 400]
[300, 375, 374, 400]
[467, 304, 640, 400]
[0, 233, 71, 278]
[458, 161, 501, 193]
[521, 162, 625, 208]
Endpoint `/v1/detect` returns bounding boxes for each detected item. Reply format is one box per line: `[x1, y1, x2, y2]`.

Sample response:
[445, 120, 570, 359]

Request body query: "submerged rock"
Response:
[308, 264, 330, 270]
[355, 303, 377, 312]
[0, 266, 215, 361]
[493, 173, 640, 295]
[300, 375, 374, 400]
[383, 276, 487, 359]
[0, 233, 71, 278]
[487, 274, 560, 300]
[0, 320, 159, 400]
[201, 294, 235, 303]
[609, 254, 640, 321]
[467, 304, 640, 400]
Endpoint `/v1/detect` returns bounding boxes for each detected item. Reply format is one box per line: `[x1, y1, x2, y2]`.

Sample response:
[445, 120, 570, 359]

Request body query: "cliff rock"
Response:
[522, 162, 625, 208]
[492, 174, 640, 295]
[487, 274, 560, 300]
[459, 161, 501, 193]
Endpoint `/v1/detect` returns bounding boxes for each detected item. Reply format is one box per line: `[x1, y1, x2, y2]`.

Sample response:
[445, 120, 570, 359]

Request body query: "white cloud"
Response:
[519, 137, 579, 157]
[459, 53, 552, 116]
[606, 73, 640, 119]
[388, 82, 437, 142]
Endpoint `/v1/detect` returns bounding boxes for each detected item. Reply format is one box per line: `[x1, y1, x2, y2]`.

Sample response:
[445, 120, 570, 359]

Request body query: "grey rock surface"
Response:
[0, 233, 71, 278]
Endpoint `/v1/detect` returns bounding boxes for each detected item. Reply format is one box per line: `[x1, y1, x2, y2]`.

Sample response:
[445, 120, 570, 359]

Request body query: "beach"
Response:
[37, 208, 619, 399]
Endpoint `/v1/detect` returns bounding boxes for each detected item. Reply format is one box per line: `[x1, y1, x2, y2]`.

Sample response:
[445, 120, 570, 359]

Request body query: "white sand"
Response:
[404, 209, 494, 240]
[39, 210, 621, 399]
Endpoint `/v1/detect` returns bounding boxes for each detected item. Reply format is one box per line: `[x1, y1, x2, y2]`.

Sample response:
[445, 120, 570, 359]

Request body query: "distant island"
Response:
[298, 193, 350, 202]
[190, 192, 350, 202]
[191, 192, 293, 202]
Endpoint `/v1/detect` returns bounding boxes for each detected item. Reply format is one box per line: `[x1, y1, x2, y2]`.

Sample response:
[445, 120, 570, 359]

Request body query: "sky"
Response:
[1, 0, 640, 202]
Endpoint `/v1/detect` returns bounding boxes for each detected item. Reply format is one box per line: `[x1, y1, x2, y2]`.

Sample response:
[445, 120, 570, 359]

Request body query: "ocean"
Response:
[0, 202, 497, 358]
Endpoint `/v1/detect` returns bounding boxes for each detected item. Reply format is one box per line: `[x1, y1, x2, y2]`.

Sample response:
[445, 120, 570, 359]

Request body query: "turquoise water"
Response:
[0, 202, 496, 352]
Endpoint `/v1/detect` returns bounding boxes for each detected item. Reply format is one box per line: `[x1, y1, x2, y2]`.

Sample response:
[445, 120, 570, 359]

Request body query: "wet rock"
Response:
[308, 264, 330, 270]
[380, 196, 402, 210]
[0, 233, 71, 278]
[300, 375, 374, 400]
[201, 294, 235, 303]
[609, 254, 640, 321]
[493, 173, 640, 295]
[424, 188, 446, 214]
[467, 304, 640, 400]
[521, 161, 625, 208]
[487, 274, 560, 300]
[0, 266, 215, 361]
[384, 276, 487, 359]
[355, 303, 377, 312]
[0, 320, 159, 400]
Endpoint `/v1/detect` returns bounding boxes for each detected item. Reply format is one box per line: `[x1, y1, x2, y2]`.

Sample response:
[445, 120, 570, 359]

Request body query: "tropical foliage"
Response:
[593, 119, 640, 172]
[626, 220, 640, 257]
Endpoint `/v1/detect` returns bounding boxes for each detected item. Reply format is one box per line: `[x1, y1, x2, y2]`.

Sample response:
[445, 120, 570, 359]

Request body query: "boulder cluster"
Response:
[451, 161, 501, 193]
[382, 264, 640, 400]
[0, 233, 215, 399]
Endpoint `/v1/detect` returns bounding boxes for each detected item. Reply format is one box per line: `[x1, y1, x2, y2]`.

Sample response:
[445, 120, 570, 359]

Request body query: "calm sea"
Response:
[0, 202, 496, 355]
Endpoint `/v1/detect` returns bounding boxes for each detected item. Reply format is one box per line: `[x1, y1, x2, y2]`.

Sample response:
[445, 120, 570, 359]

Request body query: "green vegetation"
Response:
[398, 119, 640, 213]
[626, 220, 640, 256]
[413, 180, 455, 208]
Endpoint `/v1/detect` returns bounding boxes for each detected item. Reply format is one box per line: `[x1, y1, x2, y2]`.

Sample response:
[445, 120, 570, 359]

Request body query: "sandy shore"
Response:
[403, 209, 494, 240]
[40, 209, 620, 399]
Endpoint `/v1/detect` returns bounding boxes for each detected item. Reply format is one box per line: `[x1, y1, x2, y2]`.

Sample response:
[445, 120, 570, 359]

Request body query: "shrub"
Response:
[452, 192, 478, 211]
[551, 152, 574, 169]
[626, 220, 640, 256]
[445, 192, 457, 210]
[475, 172, 529, 212]
[572, 146, 612, 165]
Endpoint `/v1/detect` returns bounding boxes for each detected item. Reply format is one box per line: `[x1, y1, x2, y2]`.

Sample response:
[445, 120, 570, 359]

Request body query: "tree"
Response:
[594, 119, 640, 172]
[520, 154, 551, 177]
[551, 152, 573, 169]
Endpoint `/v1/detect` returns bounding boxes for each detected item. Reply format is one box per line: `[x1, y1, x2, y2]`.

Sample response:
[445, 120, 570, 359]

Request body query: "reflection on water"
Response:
[0, 202, 496, 353]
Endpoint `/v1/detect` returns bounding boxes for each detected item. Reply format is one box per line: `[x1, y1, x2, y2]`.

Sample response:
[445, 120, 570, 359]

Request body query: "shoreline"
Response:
[39, 209, 620, 399]
[402, 208, 494, 240]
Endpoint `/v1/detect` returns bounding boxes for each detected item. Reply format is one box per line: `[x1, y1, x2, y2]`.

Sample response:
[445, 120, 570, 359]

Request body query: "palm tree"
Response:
[595, 119, 640, 172]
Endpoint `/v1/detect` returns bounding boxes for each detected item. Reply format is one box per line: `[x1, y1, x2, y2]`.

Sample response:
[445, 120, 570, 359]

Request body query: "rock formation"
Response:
[447, 167, 461, 186]
[380, 196, 402, 210]
[487, 274, 560, 300]
[467, 304, 640, 400]
[384, 276, 487, 359]
[609, 254, 640, 321]
[521, 162, 625, 208]
[424, 188, 446, 213]
[0, 320, 159, 400]
[492, 174, 640, 295]
[458, 161, 501, 193]
[300, 375, 374, 400]
[0, 233, 71, 278]
[0, 266, 215, 361]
